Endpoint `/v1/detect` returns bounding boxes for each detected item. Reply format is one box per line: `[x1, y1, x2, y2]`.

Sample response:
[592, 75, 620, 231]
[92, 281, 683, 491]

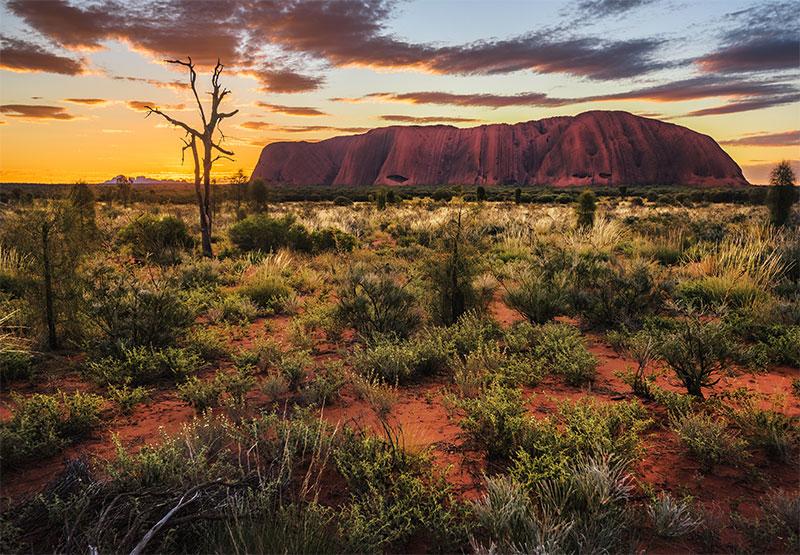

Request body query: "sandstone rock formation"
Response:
[250, 111, 749, 187]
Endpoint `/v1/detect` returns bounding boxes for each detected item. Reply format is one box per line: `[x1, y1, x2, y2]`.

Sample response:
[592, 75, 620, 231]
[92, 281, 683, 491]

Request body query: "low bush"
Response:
[675, 276, 764, 310]
[334, 266, 419, 338]
[731, 402, 797, 462]
[301, 363, 346, 407]
[239, 274, 292, 312]
[229, 214, 356, 254]
[84, 264, 194, 355]
[334, 432, 463, 552]
[0, 348, 35, 384]
[117, 214, 193, 264]
[206, 293, 259, 323]
[86, 345, 200, 385]
[178, 375, 224, 413]
[352, 332, 453, 384]
[106, 382, 150, 415]
[456, 384, 529, 459]
[504, 272, 568, 324]
[672, 412, 747, 471]
[0, 391, 104, 469]
[648, 493, 701, 538]
[531, 322, 597, 386]
[654, 316, 734, 398]
[183, 327, 230, 361]
[511, 399, 652, 487]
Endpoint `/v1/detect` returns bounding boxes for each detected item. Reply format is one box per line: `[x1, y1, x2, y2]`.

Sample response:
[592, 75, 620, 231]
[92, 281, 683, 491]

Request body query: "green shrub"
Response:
[229, 214, 355, 254]
[178, 375, 223, 413]
[0, 391, 103, 469]
[117, 214, 193, 264]
[219, 365, 256, 406]
[732, 402, 797, 462]
[278, 350, 312, 390]
[456, 384, 529, 459]
[672, 412, 747, 471]
[184, 327, 230, 361]
[206, 292, 259, 323]
[569, 256, 664, 329]
[84, 264, 194, 354]
[352, 333, 453, 384]
[239, 274, 292, 311]
[511, 399, 651, 487]
[106, 382, 151, 415]
[301, 363, 346, 407]
[531, 323, 597, 386]
[0, 349, 35, 384]
[654, 317, 733, 398]
[575, 189, 596, 228]
[334, 432, 462, 552]
[87, 346, 200, 385]
[335, 267, 419, 338]
[675, 276, 764, 310]
[504, 272, 568, 324]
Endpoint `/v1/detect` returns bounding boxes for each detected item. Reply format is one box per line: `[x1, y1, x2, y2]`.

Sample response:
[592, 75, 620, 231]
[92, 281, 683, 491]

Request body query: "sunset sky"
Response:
[0, 0, 798, 184]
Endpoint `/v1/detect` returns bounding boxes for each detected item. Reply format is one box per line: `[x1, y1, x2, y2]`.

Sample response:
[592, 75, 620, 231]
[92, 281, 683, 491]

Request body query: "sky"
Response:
[0, 0, 798, 184]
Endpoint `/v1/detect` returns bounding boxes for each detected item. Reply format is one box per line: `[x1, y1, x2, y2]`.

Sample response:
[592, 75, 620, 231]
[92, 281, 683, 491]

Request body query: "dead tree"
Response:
[145, 58, 238, 257]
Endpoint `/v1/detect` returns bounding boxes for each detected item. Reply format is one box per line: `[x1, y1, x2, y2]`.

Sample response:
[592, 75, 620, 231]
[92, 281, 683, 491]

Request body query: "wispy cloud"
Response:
[720, 130, 800, 147]
[0, 104, 76, 120]
[255, 102, 328, 116]
[0, 36, 84, 75]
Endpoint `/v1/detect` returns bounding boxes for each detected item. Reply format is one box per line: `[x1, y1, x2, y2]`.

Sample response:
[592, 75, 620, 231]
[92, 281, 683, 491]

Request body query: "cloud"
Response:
[0, 36, 84, 75]
[380, 115, 482, 124]
[685, 93, 800, 116]
[240, 121, 271, 130]
[0, 104, 75, 120]
[7, 0, 242, 66]
[109, 75, 188, 90]
[8, 0, 667, 83]
[574, 0, 655, 17]
[255, 102, 327, 116]
[64, 98, 108, 105]
[337, 91, 573, 108]
[243, 66, 324, 93]
[696, 1, 800, 74]
[592, 75, 797, 102]
[720, 130, 800, 147]
[126, 100, 186, 112]
[696, 37, 800, 74]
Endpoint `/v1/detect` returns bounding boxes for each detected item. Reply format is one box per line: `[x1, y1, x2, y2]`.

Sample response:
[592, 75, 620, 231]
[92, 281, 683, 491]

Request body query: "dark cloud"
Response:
[245, 67, 324, 93]
[0, 36, 84, 75]
[7, 0, 242, 66]
[8, 0, 668, 84]
[696, 37, 800, 74]
[593, 75, 797, 102]
[255, 102, 328, 116]
[720, 130, 800, 147]
[574, 0, 655, 17]
[64, 98, 108, 105]
[337, 91, 573, 108]
[430, 35, 667, 80]
[685, 93, 800, 117]
[380, 115, 482, 124]
[0, 104, 75, 120]
[696, 1, 800, 74]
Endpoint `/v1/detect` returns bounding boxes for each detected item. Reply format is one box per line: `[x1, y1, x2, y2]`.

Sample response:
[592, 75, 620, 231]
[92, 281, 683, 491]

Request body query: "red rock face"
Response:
[250, 110, 749, 187]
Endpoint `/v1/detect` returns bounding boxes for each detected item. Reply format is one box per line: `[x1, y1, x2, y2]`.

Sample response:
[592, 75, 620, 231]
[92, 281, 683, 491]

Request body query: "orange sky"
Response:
[0, 0, 798, 184]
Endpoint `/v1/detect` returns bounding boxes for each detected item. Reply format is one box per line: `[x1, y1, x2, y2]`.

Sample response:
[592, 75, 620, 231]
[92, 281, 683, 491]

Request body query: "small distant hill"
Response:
[250, 110, 749, 187]
[102, 175, 188, 185]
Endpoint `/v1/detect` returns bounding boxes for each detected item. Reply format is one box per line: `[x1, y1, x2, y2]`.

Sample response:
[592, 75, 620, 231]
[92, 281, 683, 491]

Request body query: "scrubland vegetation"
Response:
[0, 183, 798, 553]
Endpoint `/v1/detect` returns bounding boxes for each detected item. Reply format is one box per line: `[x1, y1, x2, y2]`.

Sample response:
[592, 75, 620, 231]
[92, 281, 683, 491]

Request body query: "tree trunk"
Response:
[200, 139, 214, 257]
[41, 222, 57, 350]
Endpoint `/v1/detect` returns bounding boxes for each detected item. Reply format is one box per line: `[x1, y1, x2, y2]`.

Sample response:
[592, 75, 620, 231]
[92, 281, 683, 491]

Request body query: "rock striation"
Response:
[250, 110, 749, 187]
